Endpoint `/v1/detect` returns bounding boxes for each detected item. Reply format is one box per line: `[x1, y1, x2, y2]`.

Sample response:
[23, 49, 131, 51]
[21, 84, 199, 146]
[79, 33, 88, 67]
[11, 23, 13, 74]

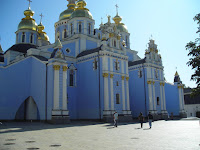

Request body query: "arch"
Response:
[63, 29, 67, 39]
[15, 96, 40, 121]
[79, 22, 82, 33]
[22, 32, 25, 43]
[30, 33, 34, 44]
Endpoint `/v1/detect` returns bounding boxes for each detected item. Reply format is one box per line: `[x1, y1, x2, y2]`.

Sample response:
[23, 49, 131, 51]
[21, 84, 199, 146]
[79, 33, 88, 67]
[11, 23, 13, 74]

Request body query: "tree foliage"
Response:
[186, 13, 200, 97]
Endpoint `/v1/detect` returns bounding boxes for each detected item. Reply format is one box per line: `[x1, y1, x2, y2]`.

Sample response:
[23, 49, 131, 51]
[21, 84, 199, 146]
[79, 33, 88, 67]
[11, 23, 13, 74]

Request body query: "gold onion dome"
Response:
[70, 0, 93, 19]
[113, 13, 128, 33]
[59, 0, 77, 21]
[18, 7, 37, 31]
[38, 23, 49, 41]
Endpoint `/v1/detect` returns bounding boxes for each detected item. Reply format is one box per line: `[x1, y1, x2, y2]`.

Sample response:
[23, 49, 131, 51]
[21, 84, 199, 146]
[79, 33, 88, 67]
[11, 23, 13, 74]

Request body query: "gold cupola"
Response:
[113, 5, 128, 33]
[59, 0, 77, 21]
[38, 14, 49, 42]
[70, 0, 93, 19]
[18, 7, 37, 31]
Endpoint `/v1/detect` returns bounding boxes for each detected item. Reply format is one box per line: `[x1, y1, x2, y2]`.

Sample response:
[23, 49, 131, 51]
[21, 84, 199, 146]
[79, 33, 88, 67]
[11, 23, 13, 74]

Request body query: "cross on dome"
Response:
[27, 0, 32, 8]
[115, 4, 119, 15]
[39, 13, 44, 23]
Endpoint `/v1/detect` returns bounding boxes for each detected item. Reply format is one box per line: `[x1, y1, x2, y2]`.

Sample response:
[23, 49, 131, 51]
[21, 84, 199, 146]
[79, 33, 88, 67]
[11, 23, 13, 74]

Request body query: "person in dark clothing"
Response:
[148, 112, 153, 129]
[138, 112, 144, 128]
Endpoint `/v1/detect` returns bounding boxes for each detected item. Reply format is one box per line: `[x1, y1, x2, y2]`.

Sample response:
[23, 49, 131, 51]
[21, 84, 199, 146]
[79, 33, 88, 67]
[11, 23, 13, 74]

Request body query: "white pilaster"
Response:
[162, 84, 167, 111]
[62, 66, 68, 110]
[160, 83, 164, 111]
[178, 86, 183, 111]
[103, 73, 109, 111]
[152, 82, 156, 111]
[84, 20, 87, 34]
[147, 81, 153, 111]
[110, 58, 114, 111]
[53, 65, 60, 110]
[126, 77, 130, 110]
[122, 76, 126, 111]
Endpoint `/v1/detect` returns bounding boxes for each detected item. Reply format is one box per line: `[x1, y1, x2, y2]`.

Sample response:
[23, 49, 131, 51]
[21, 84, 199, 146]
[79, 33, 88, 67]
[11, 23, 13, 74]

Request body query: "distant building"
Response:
[184, 88, 200, 117]
[0, 0, 186, 123]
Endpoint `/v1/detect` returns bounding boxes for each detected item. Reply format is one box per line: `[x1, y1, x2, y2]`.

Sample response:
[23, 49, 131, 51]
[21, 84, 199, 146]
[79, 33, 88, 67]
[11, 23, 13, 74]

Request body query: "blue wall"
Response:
[0, 57, 46, 120]
[165, 83, 180, 116]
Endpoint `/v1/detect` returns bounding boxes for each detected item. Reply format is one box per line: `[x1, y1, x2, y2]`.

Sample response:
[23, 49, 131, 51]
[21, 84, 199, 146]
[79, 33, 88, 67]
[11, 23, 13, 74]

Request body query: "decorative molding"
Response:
[63, 66, 68, 71]
[147, 81, 152, 84]
[103, 73, 109, 78]
[121, 76, 125, 80]
[110, 74, 114, 78]
[53, 65, 60, 70]
[126, 77, 129, 81]
[178, 85, 183, 89]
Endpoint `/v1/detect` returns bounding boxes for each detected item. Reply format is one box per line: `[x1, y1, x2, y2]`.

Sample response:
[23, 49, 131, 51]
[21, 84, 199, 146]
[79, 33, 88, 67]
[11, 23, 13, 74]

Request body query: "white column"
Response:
[53, 65, 60, 110]
[103, 73, 109, 111]
[162, 84, 167, 111]
[152, 82, 156, 111]
[110, 57, 114, 111]
[126, 77, 130, 110]
[84, 20, 87, 34]
[122, 76, 126, 111]
[178, 86, 183, 111]
[110, 75, 114, 111]
[74, 21, 77, 34]
[160, 83, 164, 111]
[147, 81, 153, 111]
[62, 66, 68, 110]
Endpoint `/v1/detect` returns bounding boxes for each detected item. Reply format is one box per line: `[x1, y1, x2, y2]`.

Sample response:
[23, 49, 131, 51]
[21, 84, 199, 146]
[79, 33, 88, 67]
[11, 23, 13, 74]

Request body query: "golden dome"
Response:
[38, 23, 49, 41]
[59, 9, 74, 20]
[71, 0, 92, 19]
[18, 8, 37, 31]
[113, 15, 122, 25]
[117, 23, 128, 33]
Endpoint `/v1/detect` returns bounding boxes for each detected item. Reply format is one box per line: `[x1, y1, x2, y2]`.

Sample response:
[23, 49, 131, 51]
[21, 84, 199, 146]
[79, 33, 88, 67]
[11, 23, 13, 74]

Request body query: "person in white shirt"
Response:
[113, 111, 118, 127]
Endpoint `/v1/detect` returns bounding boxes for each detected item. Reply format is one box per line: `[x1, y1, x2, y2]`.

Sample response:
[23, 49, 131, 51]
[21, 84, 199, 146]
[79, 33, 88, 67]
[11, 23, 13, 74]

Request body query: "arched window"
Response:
[138, 69, 142, 78]
[114, 40, 116, 47]
[64, 29, 67, 38]
[79, 23, 82, 33]
[70, 70, 74, 86]
[22, 32, 25, 43]
[88, 23, 91, 35]
[16, 33, 18, 43]
[98, 33, 100, 39]
[115, 60, 119, 71]
[126, 36, 128, 47]
[30, 33, 33, 43]
[56, 31, 60, 40]
[71, 24, 73, 35]
[93, 58, 98, 70]
[116, 94, 120, 104]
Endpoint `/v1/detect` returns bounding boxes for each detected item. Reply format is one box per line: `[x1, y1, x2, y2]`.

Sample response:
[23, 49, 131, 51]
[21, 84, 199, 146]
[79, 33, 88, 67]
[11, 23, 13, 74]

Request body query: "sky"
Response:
[0, 0, 199, 88]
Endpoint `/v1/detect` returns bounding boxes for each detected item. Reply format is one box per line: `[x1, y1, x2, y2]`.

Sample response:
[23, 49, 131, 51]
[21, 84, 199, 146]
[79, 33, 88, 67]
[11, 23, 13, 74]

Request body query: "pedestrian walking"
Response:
[148, 112, 153, 129]
[113, 111, 118, 127]
[138, 112, 144, 128]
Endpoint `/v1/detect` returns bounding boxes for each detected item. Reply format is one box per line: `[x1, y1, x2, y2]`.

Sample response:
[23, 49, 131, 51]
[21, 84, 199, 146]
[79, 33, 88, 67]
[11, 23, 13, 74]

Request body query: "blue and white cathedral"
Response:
[0, 0, 187, 123]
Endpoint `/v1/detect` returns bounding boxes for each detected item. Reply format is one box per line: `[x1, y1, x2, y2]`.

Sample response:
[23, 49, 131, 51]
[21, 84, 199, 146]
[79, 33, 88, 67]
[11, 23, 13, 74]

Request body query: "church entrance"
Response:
[15, 96, 40, 121]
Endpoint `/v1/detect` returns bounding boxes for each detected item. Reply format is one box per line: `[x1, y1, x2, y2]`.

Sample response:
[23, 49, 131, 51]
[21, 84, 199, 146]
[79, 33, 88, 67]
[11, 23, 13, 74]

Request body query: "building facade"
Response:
[0, 0, 186, 123]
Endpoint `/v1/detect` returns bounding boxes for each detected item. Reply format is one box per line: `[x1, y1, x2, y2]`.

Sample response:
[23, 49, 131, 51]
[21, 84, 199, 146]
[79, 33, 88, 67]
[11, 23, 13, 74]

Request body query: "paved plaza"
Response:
[0, 118, 199, 150]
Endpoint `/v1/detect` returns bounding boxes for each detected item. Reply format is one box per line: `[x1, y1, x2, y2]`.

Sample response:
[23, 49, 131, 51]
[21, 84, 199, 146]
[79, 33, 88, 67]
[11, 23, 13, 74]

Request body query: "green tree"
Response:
[186, 13, 200, 96]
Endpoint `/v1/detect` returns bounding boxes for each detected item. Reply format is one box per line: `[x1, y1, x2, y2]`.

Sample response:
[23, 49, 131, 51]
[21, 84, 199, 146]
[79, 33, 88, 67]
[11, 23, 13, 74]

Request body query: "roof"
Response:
[184, 94, 200, 104]
[32, 55, 48, 61]
[128, 59, 146, 67]
[76, 46, 102, 58]
[5, 44, 38, 54]
[0, 56, 4, 62]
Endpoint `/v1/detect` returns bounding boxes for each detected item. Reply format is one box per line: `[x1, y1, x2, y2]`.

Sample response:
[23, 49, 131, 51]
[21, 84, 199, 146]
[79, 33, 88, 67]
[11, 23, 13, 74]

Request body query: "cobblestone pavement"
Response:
[0, 119, 199, 150]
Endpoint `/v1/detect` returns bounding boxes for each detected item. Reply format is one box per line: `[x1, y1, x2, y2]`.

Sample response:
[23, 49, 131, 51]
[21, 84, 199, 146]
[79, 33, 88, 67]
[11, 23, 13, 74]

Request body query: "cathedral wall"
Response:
[62, 42, 76, 57]
[0, 57, 32, 120]
[165, 83, 180, 116]
[76, 58, 102, 119]
[29, 57, 47, 120]
[86, 40, 97, 50]
[129, 68, 147, 117]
